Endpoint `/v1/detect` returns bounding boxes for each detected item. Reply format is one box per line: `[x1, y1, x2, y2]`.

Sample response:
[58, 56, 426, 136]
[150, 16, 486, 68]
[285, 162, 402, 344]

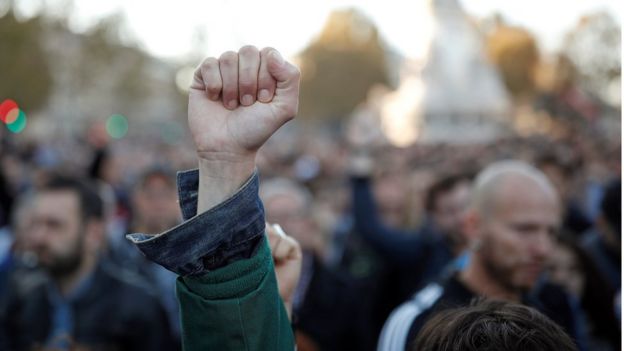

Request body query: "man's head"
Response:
[425, 173, 473, 246]
[412, 299, 577, 351]
[372, 169, 410, 227]
[464, 161, 560, 293]
[131, 167, 180, 233]
[29, 175, 104, 278]
[260, 178, 319, 253]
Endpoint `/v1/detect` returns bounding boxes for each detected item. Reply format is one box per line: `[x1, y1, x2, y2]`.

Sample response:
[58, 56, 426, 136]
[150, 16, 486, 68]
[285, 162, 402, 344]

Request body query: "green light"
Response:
[106, 114, 128, 139]
[6, 109, 27, 133]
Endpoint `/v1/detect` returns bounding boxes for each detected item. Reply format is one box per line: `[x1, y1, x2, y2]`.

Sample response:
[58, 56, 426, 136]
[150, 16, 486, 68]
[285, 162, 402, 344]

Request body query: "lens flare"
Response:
[106, 114, 129, 139]
[4, 108, 19, 124]
[0, 99, 18, 123]
[6, 109, 27, 133]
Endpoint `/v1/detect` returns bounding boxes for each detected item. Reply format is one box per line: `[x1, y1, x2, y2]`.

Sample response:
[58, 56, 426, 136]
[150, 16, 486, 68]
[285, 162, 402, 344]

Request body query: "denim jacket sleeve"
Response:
[126, 169, 265, 276]
[126, 169, 295, 350]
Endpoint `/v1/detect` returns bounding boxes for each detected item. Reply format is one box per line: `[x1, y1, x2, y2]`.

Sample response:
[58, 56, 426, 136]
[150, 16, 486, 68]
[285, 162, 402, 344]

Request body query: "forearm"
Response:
[197, 156, 255, 214]
[351, 177, 426, 264]
[127, 169, 264, 275]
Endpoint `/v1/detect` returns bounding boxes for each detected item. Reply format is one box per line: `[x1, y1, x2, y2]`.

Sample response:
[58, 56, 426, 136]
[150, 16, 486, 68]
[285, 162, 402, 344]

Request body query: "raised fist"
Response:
[189, 46, 301, 163]
[266, 223, 302, 320]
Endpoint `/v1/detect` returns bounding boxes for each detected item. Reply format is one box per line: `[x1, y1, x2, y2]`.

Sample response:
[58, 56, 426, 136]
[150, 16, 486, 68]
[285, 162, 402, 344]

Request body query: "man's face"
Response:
[30, 190, 84, 277]
[133, 175, 179, 232]
[432, 182, 472, 241]
[373, 173, 408, 227]
[476, 180, 560, 293]
[264, 193, 316, 251]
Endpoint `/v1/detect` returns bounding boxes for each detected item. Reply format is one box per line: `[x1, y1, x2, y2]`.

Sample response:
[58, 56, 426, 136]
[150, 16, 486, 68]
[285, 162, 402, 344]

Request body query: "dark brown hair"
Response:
[412, 299, 578, 351]
[424, 173, 473, 213]
[40, 175, 103, 221]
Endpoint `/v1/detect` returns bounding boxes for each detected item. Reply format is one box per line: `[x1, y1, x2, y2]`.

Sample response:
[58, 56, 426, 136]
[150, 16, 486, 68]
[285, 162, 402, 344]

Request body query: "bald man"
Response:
[378, 161, 583, 351]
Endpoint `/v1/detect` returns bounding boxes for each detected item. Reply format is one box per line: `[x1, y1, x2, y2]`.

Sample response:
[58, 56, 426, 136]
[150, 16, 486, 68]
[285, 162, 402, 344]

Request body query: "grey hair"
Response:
[259, 177, 313, 210]
[471, 160, 558, 215]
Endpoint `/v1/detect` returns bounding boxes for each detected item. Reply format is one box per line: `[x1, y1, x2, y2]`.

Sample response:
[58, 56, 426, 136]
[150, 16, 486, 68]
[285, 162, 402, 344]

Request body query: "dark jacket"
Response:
[294, 254, 375, 351]
[1, 262, 175, 351]
[378, 274, 584, 351]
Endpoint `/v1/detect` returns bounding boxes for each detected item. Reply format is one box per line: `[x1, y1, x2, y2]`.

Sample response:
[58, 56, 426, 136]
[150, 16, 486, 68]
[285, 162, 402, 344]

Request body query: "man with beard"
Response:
[378, 161, 584, 351]
[0, 175, 174, 350]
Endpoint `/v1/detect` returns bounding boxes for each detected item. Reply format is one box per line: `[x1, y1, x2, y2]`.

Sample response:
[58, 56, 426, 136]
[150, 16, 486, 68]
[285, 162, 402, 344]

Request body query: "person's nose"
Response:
[531, 230, 552, 260]
[29, 224, 49, 249]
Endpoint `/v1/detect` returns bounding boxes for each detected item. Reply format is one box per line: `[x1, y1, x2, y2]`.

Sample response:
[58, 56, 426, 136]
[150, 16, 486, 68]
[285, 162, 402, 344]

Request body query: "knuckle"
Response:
[200, 57, 218, 70]
[238, 79, 255, 90]
[260, 47, 277, 61]
[257, 72, 271, 83]
[239, 45, 258, 56]
[222, 86, 238, 97]
[219, 51, 238, 65]
[205, 82, 221, 92]
[261, 46, 276, 55]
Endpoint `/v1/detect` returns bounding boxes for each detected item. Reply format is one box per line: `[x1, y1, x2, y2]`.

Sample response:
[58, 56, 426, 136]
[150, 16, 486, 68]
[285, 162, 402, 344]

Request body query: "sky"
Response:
[10, 0, 622, 62]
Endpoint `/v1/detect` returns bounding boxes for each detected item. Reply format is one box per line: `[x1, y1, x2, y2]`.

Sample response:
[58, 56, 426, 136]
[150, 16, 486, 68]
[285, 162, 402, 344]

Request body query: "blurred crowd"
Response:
[0, 114, 620, 350]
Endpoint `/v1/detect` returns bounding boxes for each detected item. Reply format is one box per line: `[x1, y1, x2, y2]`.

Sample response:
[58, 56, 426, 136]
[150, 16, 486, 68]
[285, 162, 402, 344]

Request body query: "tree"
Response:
[297, 8, 391, 123]
[486, 20, 539, 101]
[561, 12, 621, 107]
[0, 8, 53, 112]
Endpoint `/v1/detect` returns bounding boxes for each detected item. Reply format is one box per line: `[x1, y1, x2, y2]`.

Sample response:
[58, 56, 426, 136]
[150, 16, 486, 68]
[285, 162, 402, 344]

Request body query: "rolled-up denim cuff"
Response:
[126, 171, 265, 277]
[176, 169, 200, 221]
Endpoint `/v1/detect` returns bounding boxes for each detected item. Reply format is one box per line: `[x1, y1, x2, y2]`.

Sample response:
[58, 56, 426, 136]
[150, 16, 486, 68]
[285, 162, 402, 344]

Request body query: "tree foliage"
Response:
[486, 22, 539, 100]
[561, 12, 621, 106]
[297, 8, 391, 122]
[0, 9, 53, 112]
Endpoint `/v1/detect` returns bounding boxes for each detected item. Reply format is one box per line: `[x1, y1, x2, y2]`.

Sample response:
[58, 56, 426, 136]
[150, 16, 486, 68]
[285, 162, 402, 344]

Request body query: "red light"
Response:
[0, 99, 18, 124]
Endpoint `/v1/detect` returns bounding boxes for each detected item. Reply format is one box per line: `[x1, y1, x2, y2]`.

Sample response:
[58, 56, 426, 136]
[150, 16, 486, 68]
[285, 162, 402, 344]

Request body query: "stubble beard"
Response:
[479, 239, 530, 296]
[42, 235, 85, 280]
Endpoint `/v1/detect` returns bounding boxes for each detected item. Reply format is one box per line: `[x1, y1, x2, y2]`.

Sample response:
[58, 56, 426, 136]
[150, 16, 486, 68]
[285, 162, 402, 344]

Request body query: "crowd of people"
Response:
[0, 46, 620, 351]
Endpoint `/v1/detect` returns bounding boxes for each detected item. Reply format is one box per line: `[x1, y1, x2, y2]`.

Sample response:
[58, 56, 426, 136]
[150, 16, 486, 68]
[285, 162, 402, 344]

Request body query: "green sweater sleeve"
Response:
[176, 237, 294, 350]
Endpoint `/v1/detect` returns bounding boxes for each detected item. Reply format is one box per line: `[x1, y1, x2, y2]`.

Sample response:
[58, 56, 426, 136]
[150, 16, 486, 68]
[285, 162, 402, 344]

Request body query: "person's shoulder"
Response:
[533, 280, 571, 309]
[378, 274, 477, 351]
[530, 281, 577, 336]
[98, 261, 162, 304]
[0, 265, 48, 315]
[377, 282, 446, 351]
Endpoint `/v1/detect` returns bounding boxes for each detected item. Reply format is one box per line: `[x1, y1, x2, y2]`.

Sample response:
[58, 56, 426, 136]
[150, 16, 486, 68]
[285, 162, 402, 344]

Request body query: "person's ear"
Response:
[462, 209, 482, 246]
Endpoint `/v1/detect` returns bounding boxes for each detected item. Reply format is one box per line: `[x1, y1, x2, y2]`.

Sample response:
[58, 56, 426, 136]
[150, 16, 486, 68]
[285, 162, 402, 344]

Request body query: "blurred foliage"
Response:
[486, 22, 539, 101]
[561, 12, 621, 107]
[0, 9, 53, 112]
[297, 8, 391, 122]
[0, 3, 186, 135]
[78, 13, 151, 105]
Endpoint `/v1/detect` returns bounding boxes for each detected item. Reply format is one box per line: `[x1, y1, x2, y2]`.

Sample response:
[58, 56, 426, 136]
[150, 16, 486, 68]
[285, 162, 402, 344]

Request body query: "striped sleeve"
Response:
[377, 283, 444, 351]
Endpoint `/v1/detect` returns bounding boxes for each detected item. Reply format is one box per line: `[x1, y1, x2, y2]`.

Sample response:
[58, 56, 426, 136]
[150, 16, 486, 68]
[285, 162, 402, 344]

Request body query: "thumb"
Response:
[266, 50, 300, 120]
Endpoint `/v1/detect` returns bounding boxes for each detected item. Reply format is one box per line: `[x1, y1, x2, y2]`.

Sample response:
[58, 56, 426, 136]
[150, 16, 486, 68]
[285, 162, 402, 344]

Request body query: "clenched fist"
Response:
[189, 46, 300, 161]
[189, 46, 301, 212]
[266, 223, 302, 320]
